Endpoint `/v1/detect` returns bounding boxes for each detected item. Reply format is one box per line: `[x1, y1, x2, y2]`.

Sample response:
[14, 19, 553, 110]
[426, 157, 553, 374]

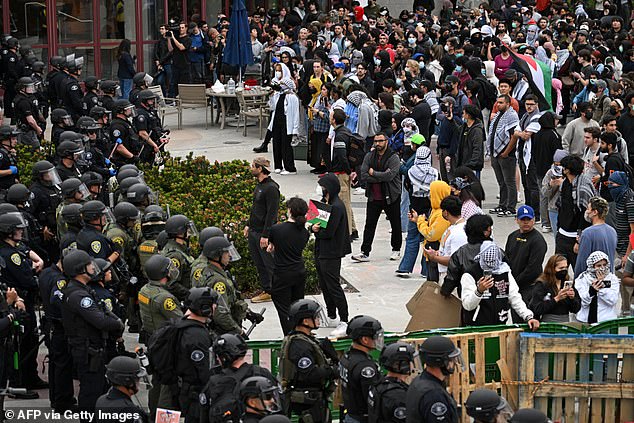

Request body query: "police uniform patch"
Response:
[134, 222, 141, 233]
[170, 258, 180, 268]
[86, 152, 93, 160]
[56, 280, 67, 290]
[10, 253, 21, 266]
[163, 298, 177, 311]
[191, 350, 204, 362]
[91, 240, 102, 254]
[111, 236, 125, 247]
[113, 129, 121, 137]
[138, 293, 150, 305]
[430, 402, 447, 417]
[361, 366, 376, 378]
[213, 281, 226, 295]
[139, 245, 156, 253]
[138, 115, 145, 122]
[298, 357, 312, 369]
[199, 393, 207, 405]
[9, 57, 15, 62]
[104, 298, 113, 311]
[71, 85, 79, 91]
[193, 268, 202, 281]
[393, 407, 406, 419]
[80, 297, 94, 308]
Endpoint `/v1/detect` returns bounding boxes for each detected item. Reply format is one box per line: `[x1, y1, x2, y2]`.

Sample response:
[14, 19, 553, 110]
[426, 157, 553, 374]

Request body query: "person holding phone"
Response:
[530, 254, 581, 323]
[575, 251, 620, 323]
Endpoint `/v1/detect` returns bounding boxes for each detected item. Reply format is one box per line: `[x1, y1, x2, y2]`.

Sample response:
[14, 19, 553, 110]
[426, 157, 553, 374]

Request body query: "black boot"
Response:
[253, 142, 268, 153]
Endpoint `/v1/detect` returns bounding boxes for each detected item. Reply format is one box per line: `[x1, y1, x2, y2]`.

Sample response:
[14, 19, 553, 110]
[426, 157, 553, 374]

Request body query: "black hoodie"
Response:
[315, 173, 352, 259]
[531, 112, 562, 178]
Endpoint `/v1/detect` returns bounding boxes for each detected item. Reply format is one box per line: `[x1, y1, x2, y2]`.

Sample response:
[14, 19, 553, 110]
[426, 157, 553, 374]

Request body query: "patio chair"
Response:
[177, 84, 211, 130]
[148, 85, 179, 126]
[235, 89, 267, 138]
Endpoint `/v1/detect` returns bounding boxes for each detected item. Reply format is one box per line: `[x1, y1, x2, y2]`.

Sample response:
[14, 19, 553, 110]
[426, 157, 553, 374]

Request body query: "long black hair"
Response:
[117, 39, 131, 60]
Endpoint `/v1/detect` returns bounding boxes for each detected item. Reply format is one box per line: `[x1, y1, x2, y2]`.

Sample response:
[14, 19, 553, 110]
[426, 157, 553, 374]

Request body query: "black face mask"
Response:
[609, 107, 618, 115]
[555, 269, 568, 281]
[584, 111, 594, 120]
[309, 87, 317, 94]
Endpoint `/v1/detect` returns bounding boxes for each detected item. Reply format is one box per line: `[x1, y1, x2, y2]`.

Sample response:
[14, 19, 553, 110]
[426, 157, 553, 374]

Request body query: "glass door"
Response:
[56, 0, 96, 76]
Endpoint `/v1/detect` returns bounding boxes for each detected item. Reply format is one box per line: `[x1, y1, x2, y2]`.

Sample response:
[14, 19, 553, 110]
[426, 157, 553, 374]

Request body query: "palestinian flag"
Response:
[508, 49, 553, 112]
[307, 199, 332, 228]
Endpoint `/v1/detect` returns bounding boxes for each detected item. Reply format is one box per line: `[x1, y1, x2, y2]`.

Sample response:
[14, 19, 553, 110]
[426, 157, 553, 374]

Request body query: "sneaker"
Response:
[395, 270, 411, 278]
[535, 217, 542, 224]
[498, 210, 515, 217]
[489, 207, 504, 214]
[280, 170, 297, 175]
[330, 322, 348, 338]
[541, 225, 552, 233]
[274, 169, 282, 174]
[351, 253, 370, 262]
[251, 292, 272, 303]
[350, 230, 359, 241]
[324, 317, 340, 328]
[354, 187, 365, 195]
[390, 251, 401, 261]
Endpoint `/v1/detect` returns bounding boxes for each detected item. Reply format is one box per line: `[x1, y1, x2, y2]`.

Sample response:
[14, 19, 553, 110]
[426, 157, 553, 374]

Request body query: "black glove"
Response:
[319, 337, 339, 363]
[246, 309, 264, 324]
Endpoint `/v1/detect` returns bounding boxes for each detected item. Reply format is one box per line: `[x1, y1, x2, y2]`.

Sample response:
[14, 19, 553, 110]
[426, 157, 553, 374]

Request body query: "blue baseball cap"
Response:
[333, 62, 346, 69]
[517, 205, 535, 219]
[412, 53, 424, 60]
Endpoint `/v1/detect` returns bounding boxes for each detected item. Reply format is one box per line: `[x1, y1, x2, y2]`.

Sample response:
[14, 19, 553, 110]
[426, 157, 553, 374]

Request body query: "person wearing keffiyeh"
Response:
[574, 251, 620, 323]
[267, 77, 300, 174]
[460, 240, 540, 328]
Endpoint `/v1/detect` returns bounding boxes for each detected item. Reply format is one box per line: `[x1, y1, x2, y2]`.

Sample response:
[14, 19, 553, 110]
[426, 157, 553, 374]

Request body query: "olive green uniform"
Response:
[197, 263, 247, 334]
[160, 239, 194, 301]
[190, 254, 207, 287]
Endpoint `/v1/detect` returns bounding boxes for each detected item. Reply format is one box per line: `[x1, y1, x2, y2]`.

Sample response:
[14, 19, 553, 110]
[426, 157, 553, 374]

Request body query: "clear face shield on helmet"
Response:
[447, 347, 466, 374]
[73, 148, 87, 166]
[114, 85, 122, 98]
[77, 182, 92, 201]
[225, 235, 242, 262]
[494, 397, 514, 423]
[40, 167, 62, 187]
[74, 57, 84, 73]
[5, 212, 28, 236]
[258, 385, 283, 414]
[166, 260, 180, 283]
[124, 105, 137, 119]
[373, 329, 385, 350]
[62, 115, 74, 127]
[102, 207, 117, 225]
[186, 221, 199, 238]
[24, 82, 36, 94]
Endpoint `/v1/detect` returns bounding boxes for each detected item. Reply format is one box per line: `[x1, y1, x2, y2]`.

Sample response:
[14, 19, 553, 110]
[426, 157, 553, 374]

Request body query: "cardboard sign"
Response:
[155, 408, 181, 423]
[405, 281, 462, 331]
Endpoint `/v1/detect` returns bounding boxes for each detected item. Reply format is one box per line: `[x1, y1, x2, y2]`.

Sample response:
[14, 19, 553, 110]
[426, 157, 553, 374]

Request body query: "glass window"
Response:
[142, 0, 165, 41]
[207, 0, 223, 25]
[99, 0, 136, 41]
[168, 0, 184, 22]
[11, 0, 48, 45]
[188, 0, 201, 22]
[56, 0, 93, 44]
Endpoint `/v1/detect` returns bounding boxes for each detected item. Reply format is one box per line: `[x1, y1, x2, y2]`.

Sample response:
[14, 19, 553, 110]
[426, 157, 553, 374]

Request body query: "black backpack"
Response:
[147, 319, 196, 385]
[347, 131, 367, 167]
[475, 76, 498, 110]
[202, 365, 266, 423]
[611, 153, 634, 189]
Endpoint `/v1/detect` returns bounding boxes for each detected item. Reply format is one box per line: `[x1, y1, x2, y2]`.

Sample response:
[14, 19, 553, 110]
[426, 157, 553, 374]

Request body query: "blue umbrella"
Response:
[223, 0, 254, 76]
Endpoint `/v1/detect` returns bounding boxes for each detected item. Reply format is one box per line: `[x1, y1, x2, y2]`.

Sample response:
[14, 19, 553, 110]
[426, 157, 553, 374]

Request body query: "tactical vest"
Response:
[138, 238, 159, 274]
[405, 374, 458, 423]
[138, 282, 166, 334]
[368, 378, 407, 423]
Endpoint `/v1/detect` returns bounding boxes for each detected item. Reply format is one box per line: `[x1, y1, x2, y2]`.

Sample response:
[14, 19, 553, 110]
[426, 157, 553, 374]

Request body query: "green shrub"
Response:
[142, 153, 319, 295]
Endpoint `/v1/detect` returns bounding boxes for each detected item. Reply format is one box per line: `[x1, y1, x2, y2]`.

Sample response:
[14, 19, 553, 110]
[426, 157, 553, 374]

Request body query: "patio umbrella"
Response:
[223, 0, 254, 81]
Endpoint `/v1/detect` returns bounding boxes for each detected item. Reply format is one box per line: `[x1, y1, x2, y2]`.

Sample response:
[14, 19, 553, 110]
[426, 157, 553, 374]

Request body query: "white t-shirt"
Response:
[438, 221, 468, 273]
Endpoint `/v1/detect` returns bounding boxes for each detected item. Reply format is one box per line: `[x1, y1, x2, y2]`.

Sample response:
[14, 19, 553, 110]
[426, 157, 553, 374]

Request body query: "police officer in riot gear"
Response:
[12, 76, 43, 148]
[137, 205, 166, 274]
[30, 60, 49, 131]
[340, 315, 384, 423]
[76, 200, 119, 263]
[29, 160, 62, 263]
[110, 99, 141, 166]
[50, 108, 74, 147]
[96, 356, 150, 422]
[99, 80, 119, 113]
[279, 299, 338, 423]
[89, 106, 112, 153]
[2, 37, 20, 119]
[239, 376, 283, 423]
[406, 336, 463, 423]
[55, 136, 84, 181]
[0, 125, 20, 195]
[126, 183, 155, 212]
[160, 214, 196, 301]
[200, 334, 276, 423]
[56, 177, 90, 237]
[76, 117, 112, 181]
[82, 76, 102, 115]
[368, 343, 416, 423]
[61, 249, 124, 420]
[6, 183, 47, 263]
[191, 226, 225, 286]
[60, 56, 85, 121]
[465, 388, 513, 423]
[175, 287, 219, 423]
[138, 254, 182, 418]
[129, 72, 153, 106]
[59, 203, 83, 254]
[46, 56, 65, 109]
[135, 89, 165, 164]
[81, 172, 105, 202]
[39, 252, 76, 411]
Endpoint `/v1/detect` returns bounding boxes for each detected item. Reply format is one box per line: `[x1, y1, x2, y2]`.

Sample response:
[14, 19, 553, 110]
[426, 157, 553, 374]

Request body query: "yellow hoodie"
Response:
[416, 180, 451, 245]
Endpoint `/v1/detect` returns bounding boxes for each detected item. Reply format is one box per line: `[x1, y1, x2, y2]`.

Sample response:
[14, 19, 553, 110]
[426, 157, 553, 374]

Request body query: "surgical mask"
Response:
[344, 40, 352, 48]
[396, 78, 403, 87]
[374, 57, 381, 66]
[584, 210, 594, 223]
[455, 53, 463, 58]
[619, 45, 624, 53]
[555, 270, 568, 281]
[275, 71, 282, 79]
[408, 37, 417, 44]
[444, 44, 450, 52]
[455, 65, 462, 72]
[418, 62, 425, 70]
[512, 22, 518, 28]
[481, 68, 487, 76]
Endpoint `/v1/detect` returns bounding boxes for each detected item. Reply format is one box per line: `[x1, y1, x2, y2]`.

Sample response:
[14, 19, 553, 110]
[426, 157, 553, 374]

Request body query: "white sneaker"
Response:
[274, 169, 282, 174]
[351, 253, 370, 262]
[324, 317, 340, 328]
[280, 170, 297, 175]
[330, 322, 348, 338]
[354, 187, 365, 195]
[390, 251, 401, 261]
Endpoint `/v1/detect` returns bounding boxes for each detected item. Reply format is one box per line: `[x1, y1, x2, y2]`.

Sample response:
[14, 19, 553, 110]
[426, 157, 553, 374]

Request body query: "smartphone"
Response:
[563, 281, 572, 290]
[483, 270, 493, 278]
[603, 279, 611, 288]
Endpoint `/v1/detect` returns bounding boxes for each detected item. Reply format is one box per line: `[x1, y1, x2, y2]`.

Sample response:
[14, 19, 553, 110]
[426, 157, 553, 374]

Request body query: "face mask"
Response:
[344, 40, 352, 48]
[481, 68, 487, 76]
[396, 78, 403, 87]
[512, 22, 518, 28]
[374, 57, 381, 66]
[455, 65, 462, 72]
[584, 111, 594, 120]
[584, 210, 594, 223]
[418, 62, 425, 70]
[610, 107, 618, 115]
[555, 269, 568, 281]
[455, 53, 463, 58]
[408, 37, 417, 45]
[275, 71, 282, 79]
[309, 87, 317, 94]
[444, 45, 450, 52]
[619, 45, 624, 53]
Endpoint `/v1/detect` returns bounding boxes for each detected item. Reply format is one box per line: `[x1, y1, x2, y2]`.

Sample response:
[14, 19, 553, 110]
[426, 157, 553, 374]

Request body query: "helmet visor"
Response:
[25, 83, 36, 94]
[167, 262, 180, 283]
[6, 212, 28, 229]
[143, 74, 154, 86]
[125, 105, 137, 118]
[186, 221, 199, 238]
[261, 386, 282, 414]
[41, 167, 62, 186]
[115, 85, 122, 98]
[62, 116, 74, 127]
[497, 397, 514, 421]
[77, 182, 92, 201]
[103, 207, 116, 225]
[449, 347, 466, 373]
[373, 329, 385, 350]
[226, 237, 241, 262]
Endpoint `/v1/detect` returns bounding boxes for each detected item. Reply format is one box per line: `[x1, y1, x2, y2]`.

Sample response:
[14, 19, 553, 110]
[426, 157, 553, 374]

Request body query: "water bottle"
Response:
[227, 77, 236, 94]
[136, 347, 149, 368]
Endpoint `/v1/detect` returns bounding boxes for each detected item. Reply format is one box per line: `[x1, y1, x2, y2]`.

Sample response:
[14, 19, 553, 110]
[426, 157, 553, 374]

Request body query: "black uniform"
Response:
[12, 92, 41, 135]
[129, 88, 142, 107]
[51, 125, 67, 148]
[368, 377, 408, 423]
[79, 145, 111, 180]
[0, 242, 41, 387]
[61, 74, 85, 121]
[339, 347, 382, 423]
[134, 107, 162, 163]
[77, 225, 116, 260]
[39, 264, 75, 411]
[30, 180, 61, 235]
[89, 281, 123, 361]
[280, 332, 338, 423]
[54, 73, 71, 110]
[0, 146, 18, 192]
[47, 70, 65, 108]
[55, 162, 82, 182]
[83, 91, 102, 116]
[405, 371, 458, 423]
[109, 116, 141, 167]
[102, 95, 115, 113]
[2, 50, 20, 118]
[61, 279, 124, 418]
[96, 387, 149, 423]
[174, 317, 213, 423]
[32, 72, 49, 132]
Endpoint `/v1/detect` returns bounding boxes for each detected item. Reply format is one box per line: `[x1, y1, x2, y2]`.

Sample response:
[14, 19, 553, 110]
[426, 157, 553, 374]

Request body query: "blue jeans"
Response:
[119, 78, 132, 100]
[400, 185, 410, 230]
[398, 219, 423, 273]
[549, 211, 558, 237]
[154, 63, 172, 97]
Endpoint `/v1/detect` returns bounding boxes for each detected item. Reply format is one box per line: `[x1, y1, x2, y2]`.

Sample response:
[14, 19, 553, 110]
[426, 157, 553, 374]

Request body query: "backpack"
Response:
[347, 131, 367, 167]
[202, 365, 266, 423]
[475, 76, 498, 110]
[611, 153, 634, 189]
[147, 319, 195, 385]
